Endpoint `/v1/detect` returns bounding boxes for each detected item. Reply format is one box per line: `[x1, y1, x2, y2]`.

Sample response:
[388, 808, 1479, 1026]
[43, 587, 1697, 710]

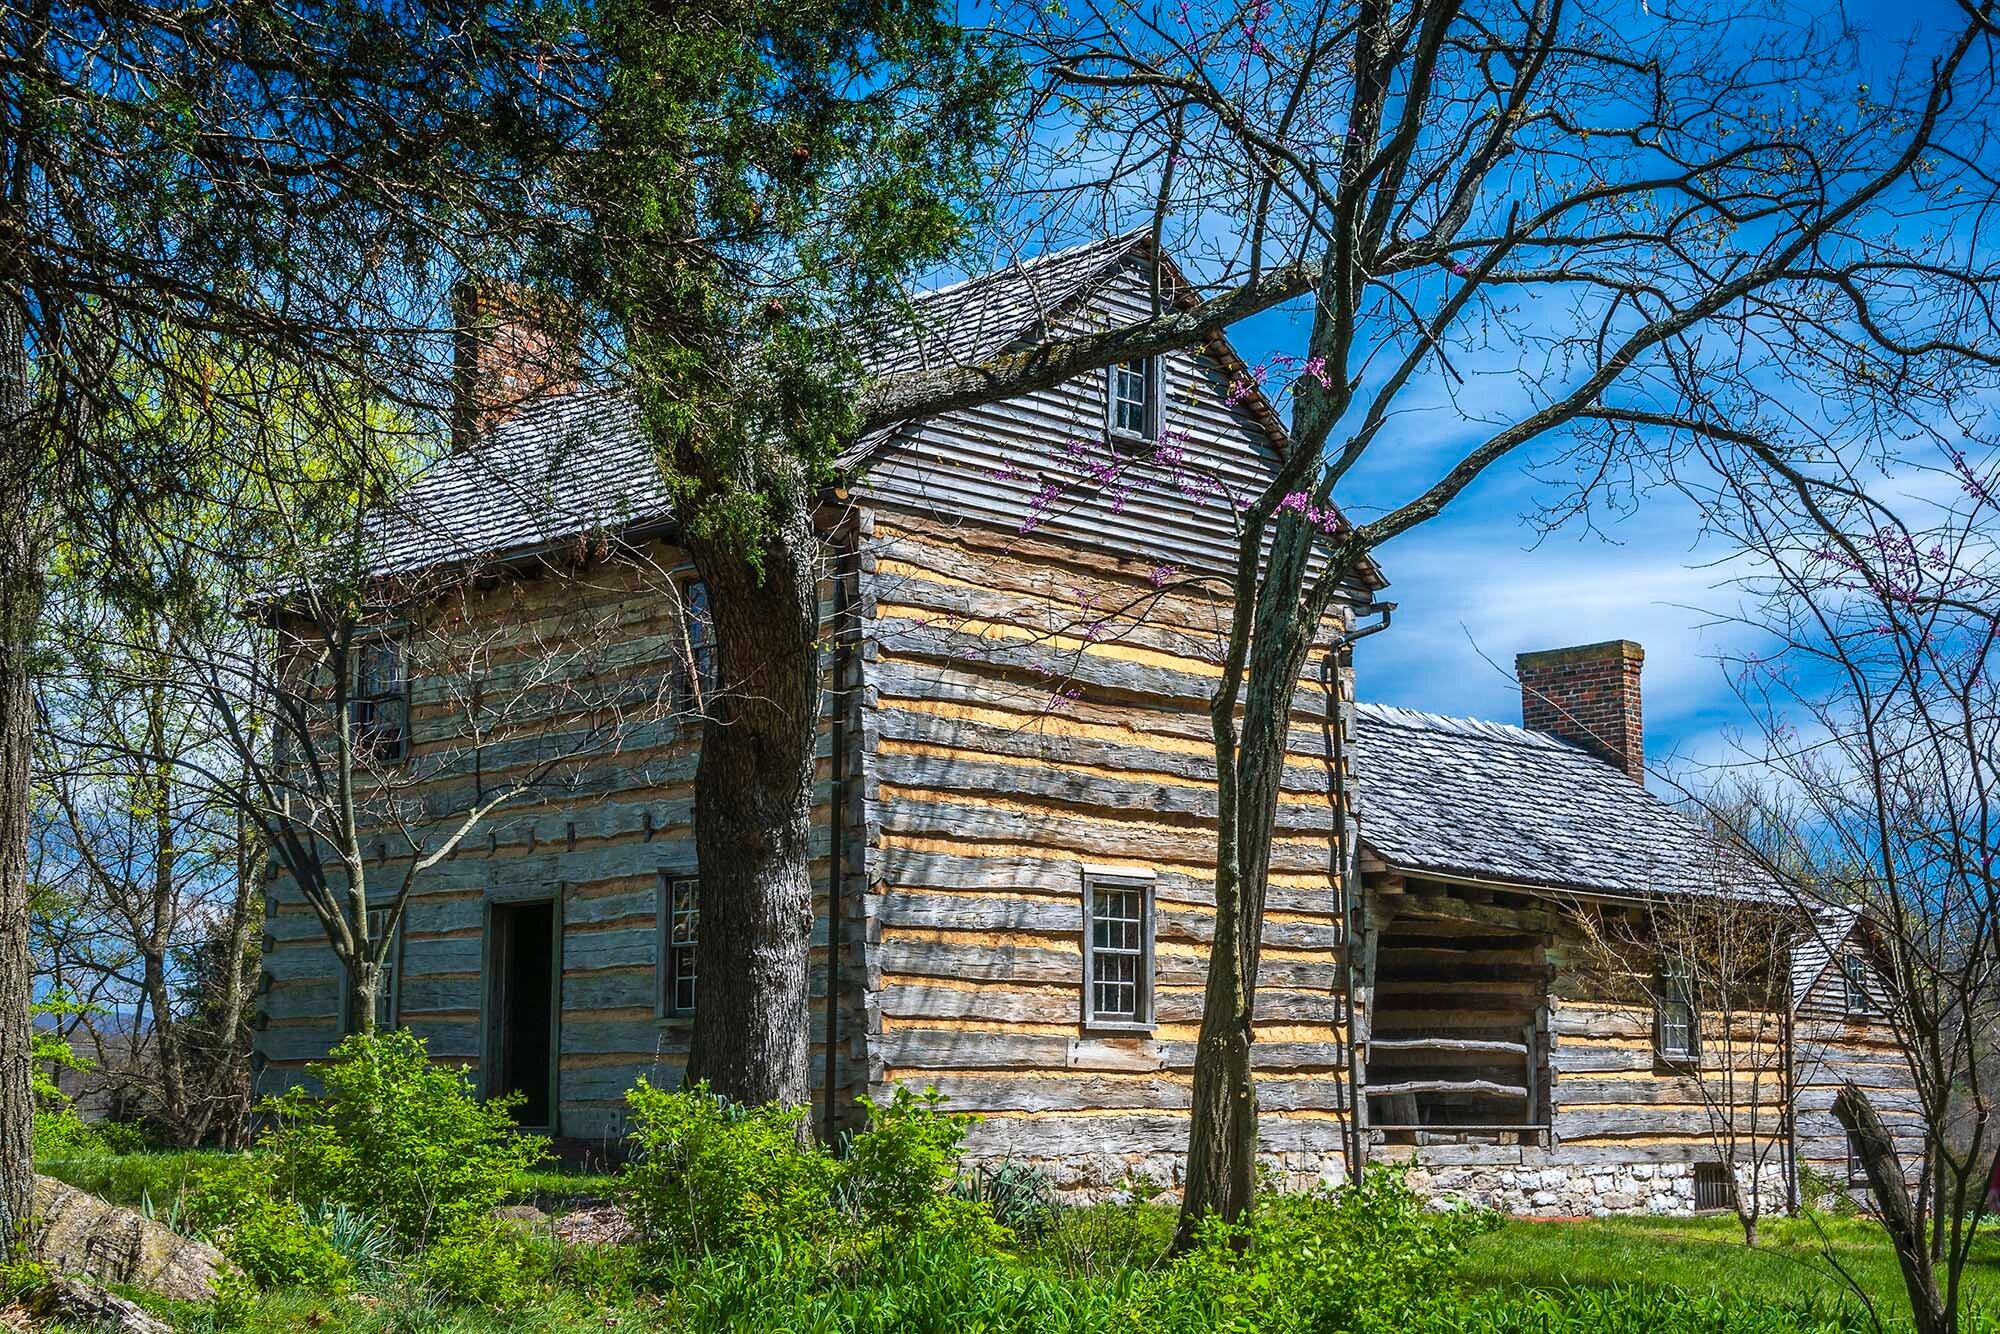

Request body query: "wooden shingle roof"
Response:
[1351, 702, 1779, 900]
[361, 231, 1205, 576]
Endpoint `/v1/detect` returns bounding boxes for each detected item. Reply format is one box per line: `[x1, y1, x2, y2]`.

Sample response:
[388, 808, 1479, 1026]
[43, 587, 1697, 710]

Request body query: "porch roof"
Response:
[1351, 702, 1776, 901]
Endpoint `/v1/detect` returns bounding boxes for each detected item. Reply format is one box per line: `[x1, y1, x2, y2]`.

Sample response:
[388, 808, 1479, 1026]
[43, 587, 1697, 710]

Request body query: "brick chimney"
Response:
[451, 281, 579, 450]
[1516, 640, 1646, 781]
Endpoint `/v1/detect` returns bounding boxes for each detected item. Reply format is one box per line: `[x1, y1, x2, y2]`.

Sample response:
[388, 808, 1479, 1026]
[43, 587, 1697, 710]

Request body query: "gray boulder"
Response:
[32, 1175, 230, 1304]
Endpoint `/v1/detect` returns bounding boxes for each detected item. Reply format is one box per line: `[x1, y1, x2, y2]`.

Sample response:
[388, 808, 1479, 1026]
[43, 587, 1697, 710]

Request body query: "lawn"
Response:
[1461, 1212, 2000, 1323]
[34, 1142, 2000, 1331]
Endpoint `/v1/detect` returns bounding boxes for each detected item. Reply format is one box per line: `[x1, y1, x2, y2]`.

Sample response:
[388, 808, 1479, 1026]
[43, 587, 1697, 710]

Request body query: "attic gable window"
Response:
[348, 639, 408, 762]
[1107, 357, 1161, 442]
[1841, 953, 1874, 1015]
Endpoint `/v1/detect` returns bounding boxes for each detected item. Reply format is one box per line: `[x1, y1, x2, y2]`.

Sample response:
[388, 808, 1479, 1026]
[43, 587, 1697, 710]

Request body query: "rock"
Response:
[26, 1274, 172, 1334]
[492, 1204, 551, 1228]
[32, 1175, 230, 1303]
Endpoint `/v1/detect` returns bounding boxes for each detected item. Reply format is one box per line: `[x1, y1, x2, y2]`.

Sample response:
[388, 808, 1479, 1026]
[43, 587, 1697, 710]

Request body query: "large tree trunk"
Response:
[0, 292, 39, 1262]
[1175, 518, 1322, 1246]
[684, 495, 821, 1111]
[1836, 1083, 1950, 1334]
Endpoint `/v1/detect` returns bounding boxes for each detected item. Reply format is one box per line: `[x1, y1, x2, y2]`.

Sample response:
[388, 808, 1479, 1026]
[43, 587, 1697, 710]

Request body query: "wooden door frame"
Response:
[479, 886, 564, 1136]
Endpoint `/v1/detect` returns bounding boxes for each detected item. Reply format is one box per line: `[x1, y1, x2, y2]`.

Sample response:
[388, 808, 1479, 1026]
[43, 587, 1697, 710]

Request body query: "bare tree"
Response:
[1566, 871, 1816, 1246]
[1669, 417, 2000, 1332]
[943, 0, 2000, 1244]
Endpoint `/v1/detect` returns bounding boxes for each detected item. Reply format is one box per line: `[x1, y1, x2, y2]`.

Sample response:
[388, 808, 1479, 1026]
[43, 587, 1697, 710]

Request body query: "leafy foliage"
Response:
[259, 1030, 549, 1251]
[622, 1080, 844, 1256]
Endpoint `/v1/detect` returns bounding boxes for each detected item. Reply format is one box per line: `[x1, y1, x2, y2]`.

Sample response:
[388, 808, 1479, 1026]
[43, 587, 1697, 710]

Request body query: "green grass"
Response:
[1460, 1212, 2000, 1323]
[35, 1145, 2000, 1331]
[34, 1147, 618, 1216]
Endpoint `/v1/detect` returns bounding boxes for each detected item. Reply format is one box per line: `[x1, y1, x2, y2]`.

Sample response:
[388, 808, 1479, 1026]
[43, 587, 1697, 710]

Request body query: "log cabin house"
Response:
[252, 233, 1916, 1214]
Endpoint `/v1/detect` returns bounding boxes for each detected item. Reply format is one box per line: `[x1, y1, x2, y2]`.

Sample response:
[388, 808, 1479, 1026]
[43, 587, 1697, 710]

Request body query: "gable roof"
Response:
[1790, 903, 1865, 1006]
[363, 389, 664, 576]
[360, 234, 1379, 584]
[1351, 702, 1777, 900]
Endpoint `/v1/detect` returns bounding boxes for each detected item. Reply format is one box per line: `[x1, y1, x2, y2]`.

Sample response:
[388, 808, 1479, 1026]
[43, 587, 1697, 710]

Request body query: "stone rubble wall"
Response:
[1401, 1155, 1793, 1218]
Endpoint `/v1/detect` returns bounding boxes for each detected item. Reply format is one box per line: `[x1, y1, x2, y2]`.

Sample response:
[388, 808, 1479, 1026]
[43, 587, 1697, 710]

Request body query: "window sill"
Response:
[1106, 427, 1159, 453]
[1083, 1019, 1156, 1036]
[1653, 1052, 1699, 1073]
[656, 1014, 695, 1028]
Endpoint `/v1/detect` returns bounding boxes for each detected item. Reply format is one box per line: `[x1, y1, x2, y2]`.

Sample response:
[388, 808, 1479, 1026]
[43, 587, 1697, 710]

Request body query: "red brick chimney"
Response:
[451, 281, 579, 450]
[1516, 640, 1646, 781]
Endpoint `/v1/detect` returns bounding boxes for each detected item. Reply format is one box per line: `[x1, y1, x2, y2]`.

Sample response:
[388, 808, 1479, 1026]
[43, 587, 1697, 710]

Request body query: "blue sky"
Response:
[1192, 0, 1977, 783]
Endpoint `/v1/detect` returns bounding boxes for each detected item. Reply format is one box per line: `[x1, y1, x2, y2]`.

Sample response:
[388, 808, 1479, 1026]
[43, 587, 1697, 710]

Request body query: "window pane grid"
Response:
[667, 877, 698, 1014]
[1658, 964, 1696, 1058]
[1842, 955, 1871, 1013]
[1090, 884, 1146, 1023]
[682, 580, 717, 707]
[1111, 361, 1153, 437]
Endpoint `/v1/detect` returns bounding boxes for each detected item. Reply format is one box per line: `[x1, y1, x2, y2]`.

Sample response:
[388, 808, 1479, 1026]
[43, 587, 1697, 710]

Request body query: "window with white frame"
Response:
[660, 874, 698, 1016]
[1846, 1129, 1868, 1185]
[348, 638, 408, 761]
[1083, 871, 1153, 1027]
[1656, 959, 1698, 1061]
[342, 906, 401, 1033]
[1107, 358, 1160, 441]
[679, 578, 718, 711]
[1840, 952, 1874, 1015]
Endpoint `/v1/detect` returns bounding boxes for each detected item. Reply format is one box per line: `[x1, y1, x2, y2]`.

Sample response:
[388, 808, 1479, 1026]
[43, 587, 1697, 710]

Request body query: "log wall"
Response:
[1792, 951, 1921, 1197]
[854, 505, 1362, 1192]
[252, 537, 850, 1142]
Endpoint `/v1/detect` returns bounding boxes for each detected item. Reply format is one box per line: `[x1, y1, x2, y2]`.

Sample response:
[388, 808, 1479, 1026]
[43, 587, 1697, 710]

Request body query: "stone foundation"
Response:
[1396, 1151, 1791, 1218]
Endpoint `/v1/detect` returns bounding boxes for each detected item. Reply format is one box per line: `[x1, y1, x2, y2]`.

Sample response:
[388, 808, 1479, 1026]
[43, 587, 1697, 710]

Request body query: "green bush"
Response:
[844, 1086, 1007, 1245]
[622, 1079, 844, 1256]
[180, 1156, 354, 1291]
[220, 1199, 355, 1292]
[1144, 1169, 1501, 1333]
[260, 1029, 549, 1251]
[406, 1219, 548, 1308]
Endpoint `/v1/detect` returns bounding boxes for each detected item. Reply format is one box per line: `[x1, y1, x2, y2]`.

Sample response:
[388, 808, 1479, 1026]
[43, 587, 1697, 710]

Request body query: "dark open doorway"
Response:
[487, 899, 558, 1130]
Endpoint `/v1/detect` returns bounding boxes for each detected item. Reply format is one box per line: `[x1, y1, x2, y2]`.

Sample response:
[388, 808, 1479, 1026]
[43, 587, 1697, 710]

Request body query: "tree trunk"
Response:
[0, 291, 39, 1262]
[1175, 517, 1323, 1246]
[1836, 1083, 1950, 1334]
[683, 494, 821, 1111]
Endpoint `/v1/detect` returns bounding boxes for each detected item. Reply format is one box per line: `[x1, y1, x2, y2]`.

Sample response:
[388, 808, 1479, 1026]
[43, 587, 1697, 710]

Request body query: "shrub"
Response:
[622, 1080, 843, 1256]
[260, 1029, 549, 1251]
[407, 1219, 548, 1308]
[844, 1086, 1007, 1244]
[219, 1199, 355, 1292]
[1144, 1168, 1500, 1334]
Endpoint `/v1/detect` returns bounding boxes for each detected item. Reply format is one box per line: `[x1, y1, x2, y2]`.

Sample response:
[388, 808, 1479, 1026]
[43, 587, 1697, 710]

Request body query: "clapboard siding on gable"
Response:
[858, 251, 1353, 581]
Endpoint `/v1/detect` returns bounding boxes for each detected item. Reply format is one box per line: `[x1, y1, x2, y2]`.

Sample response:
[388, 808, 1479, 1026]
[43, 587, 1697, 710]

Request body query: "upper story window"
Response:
[1655, 959, 1698, 1061]
[349, 639, 407, 762]
[660, 873, 698, 1016]
[1083, 869, 1154, 1029]
[1107, 358, 1161, 442]
[1841, 952, 1874, 1015]
[680, 577, 718, 712]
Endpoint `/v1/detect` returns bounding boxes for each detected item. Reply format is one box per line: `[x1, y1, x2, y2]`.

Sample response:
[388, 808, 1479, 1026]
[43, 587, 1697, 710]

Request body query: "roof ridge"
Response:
[908, 228, 1151, 306]
[1355, 699, 1573, 751]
